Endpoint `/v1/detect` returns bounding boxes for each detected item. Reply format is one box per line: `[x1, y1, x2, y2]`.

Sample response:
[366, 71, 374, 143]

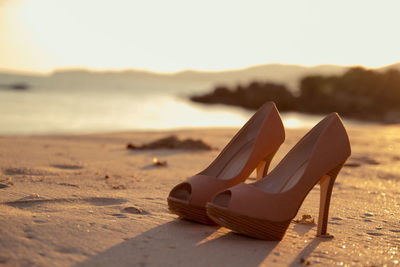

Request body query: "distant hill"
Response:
[0, 63, 398, 94]
[379, 62, 400, 72]
[49, 64, 348, 91]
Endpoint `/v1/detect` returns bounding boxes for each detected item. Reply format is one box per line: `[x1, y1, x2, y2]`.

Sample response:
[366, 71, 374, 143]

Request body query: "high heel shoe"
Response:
[168, 102, 285, 224]
[207, 113, 351, 239]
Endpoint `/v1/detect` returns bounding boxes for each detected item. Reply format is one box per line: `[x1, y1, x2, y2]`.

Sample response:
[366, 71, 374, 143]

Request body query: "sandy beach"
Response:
[1, 125, 399, 266]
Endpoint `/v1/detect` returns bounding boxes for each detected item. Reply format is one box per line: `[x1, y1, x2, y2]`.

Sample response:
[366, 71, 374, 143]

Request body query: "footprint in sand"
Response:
[33, 219, 47, 224]
[3, 167, 56, 176]
[57, 182, 79, 188]
[111, 213, 128, 218]
[344, 155, 381, 169]
[55, 246, 80, 254]
[328, 217, 343, 225]
[348, 156, 380, 167]
[4, 197, 127, 210]
[344, 162, 361, 168]
[4, 167, 30, 175]
[51, 164, 84, 170]
[366, 232, 384, 236]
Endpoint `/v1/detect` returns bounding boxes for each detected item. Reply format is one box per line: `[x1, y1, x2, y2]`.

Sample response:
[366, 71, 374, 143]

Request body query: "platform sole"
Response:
[207, 204, 291, 240]
[168, 198, 216, 225]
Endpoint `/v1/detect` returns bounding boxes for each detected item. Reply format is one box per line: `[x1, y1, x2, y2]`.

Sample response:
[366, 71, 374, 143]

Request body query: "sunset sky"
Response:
[1, 0, 400, 73]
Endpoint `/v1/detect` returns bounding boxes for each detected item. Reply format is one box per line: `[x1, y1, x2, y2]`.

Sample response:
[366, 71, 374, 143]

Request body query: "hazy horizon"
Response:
[1, 61, 400, 76]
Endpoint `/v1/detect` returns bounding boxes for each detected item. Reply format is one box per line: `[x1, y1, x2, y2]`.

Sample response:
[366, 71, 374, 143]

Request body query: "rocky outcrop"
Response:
[0, 82, 30, 90]
[191, 82, 296, 111]
[191, 67, 400, 123]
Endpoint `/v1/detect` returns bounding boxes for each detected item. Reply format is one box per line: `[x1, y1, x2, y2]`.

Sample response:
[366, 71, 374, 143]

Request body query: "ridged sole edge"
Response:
[206, 204, 291, 240]
[168, 198, 216, 225]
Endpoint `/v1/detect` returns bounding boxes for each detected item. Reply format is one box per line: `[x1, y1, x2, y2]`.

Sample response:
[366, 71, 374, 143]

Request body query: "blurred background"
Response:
[1, 0, 400, 135]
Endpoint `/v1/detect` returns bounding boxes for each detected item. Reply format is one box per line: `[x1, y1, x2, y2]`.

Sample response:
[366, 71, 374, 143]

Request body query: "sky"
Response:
[1, 0, 400, 73]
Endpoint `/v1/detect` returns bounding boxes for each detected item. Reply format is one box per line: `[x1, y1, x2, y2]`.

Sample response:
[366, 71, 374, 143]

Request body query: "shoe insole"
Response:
[202, 106, 267, 180]
[256, 128, 316, 193]
[260, 159, 309, 194]
[254, 111, 332, 194]
[216, 140, 254, 180]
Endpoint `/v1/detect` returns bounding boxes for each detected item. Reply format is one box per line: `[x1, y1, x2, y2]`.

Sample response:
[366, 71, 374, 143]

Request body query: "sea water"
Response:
[0, 77, 358, 136]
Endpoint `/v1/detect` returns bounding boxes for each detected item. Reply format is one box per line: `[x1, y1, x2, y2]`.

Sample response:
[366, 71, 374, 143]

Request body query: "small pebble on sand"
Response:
[293, 214, 316, 225]
[153, 157, 167, 167]
[123, 206, 148, 214]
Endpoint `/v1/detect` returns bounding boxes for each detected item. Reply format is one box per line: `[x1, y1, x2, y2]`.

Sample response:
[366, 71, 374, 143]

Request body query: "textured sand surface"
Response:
[0, 126, 399, 266]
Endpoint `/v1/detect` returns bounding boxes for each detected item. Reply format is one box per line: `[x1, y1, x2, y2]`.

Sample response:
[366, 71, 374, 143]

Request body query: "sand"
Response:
[0, 126, 399, 266]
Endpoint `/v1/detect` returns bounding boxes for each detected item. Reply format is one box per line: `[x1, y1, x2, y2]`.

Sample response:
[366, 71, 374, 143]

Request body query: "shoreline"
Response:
[0, 112, 383, 137]
[1, 126, 399, 266]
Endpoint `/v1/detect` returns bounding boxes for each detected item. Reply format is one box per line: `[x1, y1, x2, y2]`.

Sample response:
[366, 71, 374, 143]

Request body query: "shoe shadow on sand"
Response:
[76, 219, 278, 267]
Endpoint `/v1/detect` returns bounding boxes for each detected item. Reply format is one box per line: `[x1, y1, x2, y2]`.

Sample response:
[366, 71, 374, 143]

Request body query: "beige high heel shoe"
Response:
[207, 113, 351, 239]
[168, 102, 285, 224]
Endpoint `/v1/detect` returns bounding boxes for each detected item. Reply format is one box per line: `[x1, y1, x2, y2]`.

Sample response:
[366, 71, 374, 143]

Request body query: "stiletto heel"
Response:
[168, 102, 285, 224]
[207, 113, 351, 239]
[256, 149, 278, 181]
[317, 162, 344, 238]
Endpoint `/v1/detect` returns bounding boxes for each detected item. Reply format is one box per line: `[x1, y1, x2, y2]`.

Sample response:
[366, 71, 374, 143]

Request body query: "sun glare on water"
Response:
[283, 118, 301, 128]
